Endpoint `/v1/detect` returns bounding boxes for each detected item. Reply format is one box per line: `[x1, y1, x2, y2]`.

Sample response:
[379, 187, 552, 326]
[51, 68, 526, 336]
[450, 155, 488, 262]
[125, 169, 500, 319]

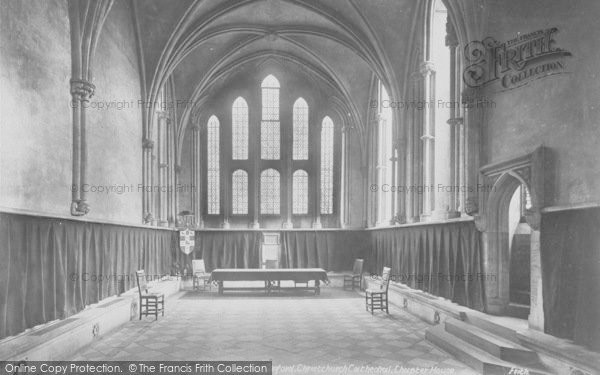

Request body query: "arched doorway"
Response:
[507, 185, 532, 318]
[476, 147, 548, 330]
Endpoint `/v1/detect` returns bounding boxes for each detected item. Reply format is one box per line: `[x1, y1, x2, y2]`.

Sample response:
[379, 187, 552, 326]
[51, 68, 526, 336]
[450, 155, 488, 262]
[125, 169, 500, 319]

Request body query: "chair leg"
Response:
[365, 293, 368, 311]
[139, 299, 142, 320]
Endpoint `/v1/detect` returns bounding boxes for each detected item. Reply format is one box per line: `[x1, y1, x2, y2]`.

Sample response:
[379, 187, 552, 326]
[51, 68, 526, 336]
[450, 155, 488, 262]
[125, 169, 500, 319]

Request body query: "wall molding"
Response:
[0, 207, 175, 231]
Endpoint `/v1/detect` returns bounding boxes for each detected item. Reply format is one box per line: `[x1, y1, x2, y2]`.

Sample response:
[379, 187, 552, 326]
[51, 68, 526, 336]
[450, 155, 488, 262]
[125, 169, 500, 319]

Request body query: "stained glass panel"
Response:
[232, 169, 248, 215]
[293, 98, 309, 160]
[260, 168, 280, 215]
[320, 117, 334, 214]
[293, 170, 309, 214]
[207, 115, 220, 214]
[232, 97, 248, 160]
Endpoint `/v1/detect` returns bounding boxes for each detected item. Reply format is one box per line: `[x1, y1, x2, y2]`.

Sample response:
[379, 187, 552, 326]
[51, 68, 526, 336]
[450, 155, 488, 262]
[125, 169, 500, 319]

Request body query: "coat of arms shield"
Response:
[179, 229, 195, 254]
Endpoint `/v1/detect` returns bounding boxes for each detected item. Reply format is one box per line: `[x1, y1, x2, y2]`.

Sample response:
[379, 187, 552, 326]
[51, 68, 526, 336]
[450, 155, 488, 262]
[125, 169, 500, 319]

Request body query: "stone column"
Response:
[419, 61, 436, 220]
[462, 86, 484, 216]
[70, 79, 95, 216]
[142, 137, 154, 224]
[444, 19, 462, 218]
[404, 72, 421, 223]
[191, 122, 203, 229]
[282, 103, 293, 229]
[389, 147, 399, 225]
[157, 112, 169, 227]
[166, 117, 176, 226]
[340, 124, 350, 228]
[313, 118, 322, 229]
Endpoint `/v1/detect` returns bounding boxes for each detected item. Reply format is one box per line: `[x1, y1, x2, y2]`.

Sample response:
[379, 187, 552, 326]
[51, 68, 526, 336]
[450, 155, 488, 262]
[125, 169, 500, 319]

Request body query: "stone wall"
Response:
[0, 0, 144, 225]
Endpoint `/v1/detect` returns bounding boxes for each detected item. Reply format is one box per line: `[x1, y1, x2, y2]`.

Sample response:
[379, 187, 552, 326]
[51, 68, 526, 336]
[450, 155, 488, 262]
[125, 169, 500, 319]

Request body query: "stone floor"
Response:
[73, 285, 476, 374]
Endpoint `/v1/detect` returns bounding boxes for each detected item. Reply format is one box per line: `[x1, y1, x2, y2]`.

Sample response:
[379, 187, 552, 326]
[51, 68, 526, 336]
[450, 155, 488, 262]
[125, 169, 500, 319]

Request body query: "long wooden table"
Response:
[209, 268, 329, 295]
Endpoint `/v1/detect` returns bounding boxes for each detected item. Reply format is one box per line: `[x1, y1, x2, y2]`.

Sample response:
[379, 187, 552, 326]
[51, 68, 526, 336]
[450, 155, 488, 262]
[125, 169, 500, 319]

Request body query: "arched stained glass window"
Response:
[207, 115, 220, 214]
[232, 169, 248, 215]
[260, 168, 280, 214]
[232, 97, 248, 160]
[261, 75, 280, 159]
[293, 170, 309, 214]
[293, 98, 309, 160]
[320, 117, 334, 214]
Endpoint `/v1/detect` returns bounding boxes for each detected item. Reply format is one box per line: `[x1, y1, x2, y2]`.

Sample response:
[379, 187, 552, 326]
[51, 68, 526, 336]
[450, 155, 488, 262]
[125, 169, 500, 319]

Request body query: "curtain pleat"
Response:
[541, 208, 600, 351]
[279, 231, 367, 271]
[172, 231, 263, 272]
[367, 221, 484, 310]
[0, 213, 176, 340]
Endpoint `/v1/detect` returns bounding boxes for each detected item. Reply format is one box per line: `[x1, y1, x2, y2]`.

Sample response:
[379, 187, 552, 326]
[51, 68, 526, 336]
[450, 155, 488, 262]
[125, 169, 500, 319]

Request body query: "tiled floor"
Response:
[73, 285, 476, 374]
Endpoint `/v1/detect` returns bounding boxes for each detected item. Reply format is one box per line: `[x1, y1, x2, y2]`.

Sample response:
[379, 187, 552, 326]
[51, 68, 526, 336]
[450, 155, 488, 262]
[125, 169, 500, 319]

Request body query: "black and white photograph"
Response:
[0, 0, 599, 374]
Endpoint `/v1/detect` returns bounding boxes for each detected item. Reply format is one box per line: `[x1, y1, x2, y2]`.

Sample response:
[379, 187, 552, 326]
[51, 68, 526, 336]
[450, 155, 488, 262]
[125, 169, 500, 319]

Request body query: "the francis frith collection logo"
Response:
[463, 27, 572, 90]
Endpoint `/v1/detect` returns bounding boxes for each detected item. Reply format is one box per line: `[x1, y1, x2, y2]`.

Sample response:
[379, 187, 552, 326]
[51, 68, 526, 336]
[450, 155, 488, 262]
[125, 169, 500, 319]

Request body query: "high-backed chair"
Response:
[192, 259, 211, 291]
[343, 259, 364, 290]
[365, 267, 391, 314]
[135, 270, 164, 320]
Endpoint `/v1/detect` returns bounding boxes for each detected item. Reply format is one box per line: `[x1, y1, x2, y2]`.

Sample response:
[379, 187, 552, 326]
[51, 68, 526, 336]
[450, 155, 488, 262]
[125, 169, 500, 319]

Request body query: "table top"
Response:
[212, 268, 326, 273]
[210, 268, 329, 281]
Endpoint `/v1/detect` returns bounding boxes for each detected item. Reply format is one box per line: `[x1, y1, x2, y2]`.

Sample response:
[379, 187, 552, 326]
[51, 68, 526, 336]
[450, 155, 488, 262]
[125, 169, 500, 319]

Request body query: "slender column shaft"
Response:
[420, 61, 436, 218]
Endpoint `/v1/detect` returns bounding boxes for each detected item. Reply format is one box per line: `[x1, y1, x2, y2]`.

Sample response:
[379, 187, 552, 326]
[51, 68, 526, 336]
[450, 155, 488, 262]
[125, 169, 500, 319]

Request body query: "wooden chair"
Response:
[263, 259, 280, 291]
[343, 259, 364, 290]
[192, 259, 211, 291]
[135, 270, 164, 320]
[365, 267, 391, 314]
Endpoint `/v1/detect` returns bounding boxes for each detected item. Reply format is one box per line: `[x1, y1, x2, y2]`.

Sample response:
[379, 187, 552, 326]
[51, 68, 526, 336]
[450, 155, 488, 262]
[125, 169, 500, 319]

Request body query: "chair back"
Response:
[135, 270, 148, 296]
[381, 267, 392, 292]
[192, 259, 207, 275]
[264, 259, 278, 269]
[352, 259, 364, 276]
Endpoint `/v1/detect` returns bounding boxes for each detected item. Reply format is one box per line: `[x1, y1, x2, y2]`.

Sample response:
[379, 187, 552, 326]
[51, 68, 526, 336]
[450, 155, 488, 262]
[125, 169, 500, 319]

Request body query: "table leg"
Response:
[218, 281, 223, 295]
[315, 279, 320, 295]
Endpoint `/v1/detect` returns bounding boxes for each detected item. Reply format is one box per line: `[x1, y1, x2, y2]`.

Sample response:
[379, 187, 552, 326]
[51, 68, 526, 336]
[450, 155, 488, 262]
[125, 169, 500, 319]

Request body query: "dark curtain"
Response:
[279, 231, 368, 271]
[541, 208, 600, 351]
[367, 221, 484, 310]
[0, 212, 176, 339]
[172, 231, 262, 272]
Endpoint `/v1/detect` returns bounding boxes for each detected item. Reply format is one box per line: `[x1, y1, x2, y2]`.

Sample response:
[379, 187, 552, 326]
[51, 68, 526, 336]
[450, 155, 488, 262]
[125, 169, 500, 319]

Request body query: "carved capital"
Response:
[341, 125, 353, 134]
[71, 200, 90, 216]
[392, 213, 406, 225]
[464, 197, 479, 216]
[447, 117, 464, 127]
[419, 61, 435, 76]
[445, 20, 459, 48]
[142, 138, 154, 149]
[70, 79, 95, 100]
[143, 212, 154, 224]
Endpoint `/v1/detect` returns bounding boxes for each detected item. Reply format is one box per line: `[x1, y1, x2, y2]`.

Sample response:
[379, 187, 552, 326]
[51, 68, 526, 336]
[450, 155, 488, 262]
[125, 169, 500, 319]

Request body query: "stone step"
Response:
[465, 314, 520, 343]
[445, 318, 539, 366]
[507, 303, 530, 319]
[426, 325, 552, 375]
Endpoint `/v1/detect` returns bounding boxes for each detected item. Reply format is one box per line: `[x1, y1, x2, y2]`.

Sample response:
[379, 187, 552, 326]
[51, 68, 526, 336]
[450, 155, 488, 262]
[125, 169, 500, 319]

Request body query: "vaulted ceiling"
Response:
[132, 0, 418, 140]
